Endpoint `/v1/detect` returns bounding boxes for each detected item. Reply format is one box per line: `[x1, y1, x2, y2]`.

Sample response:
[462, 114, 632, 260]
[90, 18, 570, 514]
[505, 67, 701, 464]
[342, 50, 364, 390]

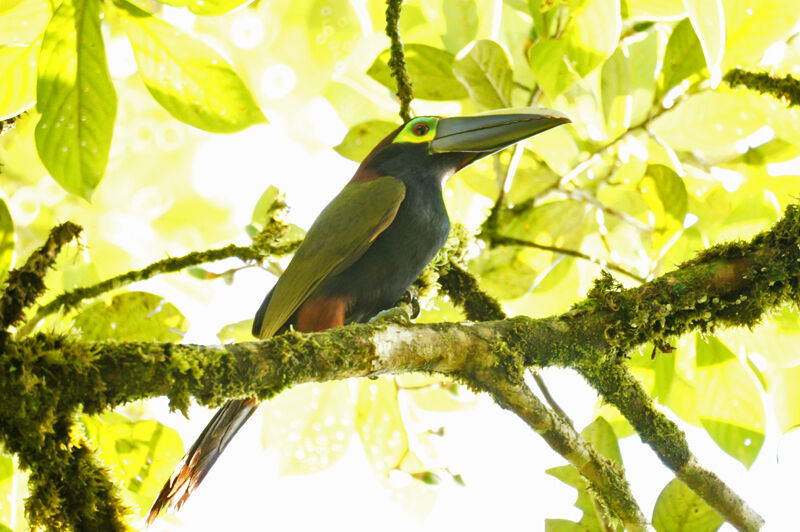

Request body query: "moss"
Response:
[0, 334, 132, 530]
[725, 68, 800, 107]
[438, 264, 506, 322]
[0, 222, 82, 341]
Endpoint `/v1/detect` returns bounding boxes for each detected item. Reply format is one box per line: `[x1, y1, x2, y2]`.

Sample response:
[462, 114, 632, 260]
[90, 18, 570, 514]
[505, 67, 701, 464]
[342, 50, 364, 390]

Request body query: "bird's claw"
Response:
[369, 306, 412, 325]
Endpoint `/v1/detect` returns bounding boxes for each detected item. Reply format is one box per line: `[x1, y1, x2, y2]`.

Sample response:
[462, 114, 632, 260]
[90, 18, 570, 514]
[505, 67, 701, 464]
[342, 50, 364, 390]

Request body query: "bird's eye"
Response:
[413, 123, 429, 136]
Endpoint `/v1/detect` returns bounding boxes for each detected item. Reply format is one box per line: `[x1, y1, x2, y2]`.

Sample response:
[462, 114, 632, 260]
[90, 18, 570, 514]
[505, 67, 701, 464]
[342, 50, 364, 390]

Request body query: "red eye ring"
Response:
[413, 123, 429, 136]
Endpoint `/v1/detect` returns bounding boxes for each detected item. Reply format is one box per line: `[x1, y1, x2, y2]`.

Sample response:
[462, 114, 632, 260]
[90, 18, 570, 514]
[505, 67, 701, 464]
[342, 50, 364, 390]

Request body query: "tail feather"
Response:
[146, 398, 259, 525]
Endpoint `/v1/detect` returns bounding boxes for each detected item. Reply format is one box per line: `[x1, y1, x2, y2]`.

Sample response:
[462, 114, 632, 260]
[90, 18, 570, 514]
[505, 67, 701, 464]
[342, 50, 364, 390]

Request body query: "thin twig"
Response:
[560, 188, 652, 233]
[530, 370, 573, 427]
[490, 235, 645, 283]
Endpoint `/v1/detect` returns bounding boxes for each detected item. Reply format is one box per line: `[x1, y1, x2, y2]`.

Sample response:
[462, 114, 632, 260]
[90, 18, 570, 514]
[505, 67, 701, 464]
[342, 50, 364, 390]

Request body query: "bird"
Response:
[147, 107, 570, 523]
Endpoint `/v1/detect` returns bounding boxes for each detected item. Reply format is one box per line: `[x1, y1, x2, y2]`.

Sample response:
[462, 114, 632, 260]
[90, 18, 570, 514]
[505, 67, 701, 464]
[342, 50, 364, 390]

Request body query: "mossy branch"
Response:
[8, 201, 798, 531]
[384, 0, 414, 122]
[8, 204, 799, 530]
[438, 263, 506, 321]
[0, 222, 82, 340]
[725, 69, 800, 107]
[436, 262, 641, 526]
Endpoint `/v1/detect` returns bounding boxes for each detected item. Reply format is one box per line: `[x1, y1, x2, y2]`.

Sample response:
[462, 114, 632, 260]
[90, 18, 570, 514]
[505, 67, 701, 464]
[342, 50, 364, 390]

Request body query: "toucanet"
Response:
[147, 107, 570, 523]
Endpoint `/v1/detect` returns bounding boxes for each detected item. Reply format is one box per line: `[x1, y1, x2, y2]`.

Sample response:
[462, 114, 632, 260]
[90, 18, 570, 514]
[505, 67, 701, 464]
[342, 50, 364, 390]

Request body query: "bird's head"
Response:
[351, 108, 571, 186]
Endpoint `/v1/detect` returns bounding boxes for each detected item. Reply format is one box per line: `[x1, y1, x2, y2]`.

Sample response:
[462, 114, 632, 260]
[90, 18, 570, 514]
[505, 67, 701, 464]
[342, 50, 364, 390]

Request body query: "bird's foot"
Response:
[369, 306, 411, 325]
[398, 290, 421, 319]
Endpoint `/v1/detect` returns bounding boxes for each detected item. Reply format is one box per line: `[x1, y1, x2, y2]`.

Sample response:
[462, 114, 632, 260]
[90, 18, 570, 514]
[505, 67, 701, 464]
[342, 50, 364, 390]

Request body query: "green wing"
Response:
[254, 176, 406, 338]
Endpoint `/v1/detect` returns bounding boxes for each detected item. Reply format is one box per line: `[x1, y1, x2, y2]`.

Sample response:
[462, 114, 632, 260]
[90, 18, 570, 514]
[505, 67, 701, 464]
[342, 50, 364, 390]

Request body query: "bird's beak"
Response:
[430, 108, 570, 158]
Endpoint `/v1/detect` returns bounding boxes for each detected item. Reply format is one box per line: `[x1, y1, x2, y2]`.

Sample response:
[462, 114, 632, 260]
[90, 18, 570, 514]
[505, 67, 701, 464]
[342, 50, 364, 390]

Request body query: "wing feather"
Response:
[253, 176, 405, 338]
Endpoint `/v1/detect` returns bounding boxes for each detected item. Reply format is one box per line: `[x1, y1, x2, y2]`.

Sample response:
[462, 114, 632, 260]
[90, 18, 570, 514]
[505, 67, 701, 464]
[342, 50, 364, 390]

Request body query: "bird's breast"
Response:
[318, 181, 450, 323]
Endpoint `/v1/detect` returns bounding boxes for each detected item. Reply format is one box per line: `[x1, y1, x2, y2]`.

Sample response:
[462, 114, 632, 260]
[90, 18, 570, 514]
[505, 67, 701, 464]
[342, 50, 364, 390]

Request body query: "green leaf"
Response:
[700, 419, 764, 469]
[527, 0, 547, 39]
[0, 0, 27, 14]
[367, 44, 468, 101]
[546, 460, 621, 531]
[524, 124, 579, 175]
[442, 0, 479, 53]
[626, 0, 684, 20]
[696, 335, 735, 367]
[396, 374, 476, 412]
[324, 81, 385, 127]
[542, 417, 623, 528]
[639, 164, 686, 253]
[0, 449, 26, 532]
[625, 28, 659, 126]
[0, 41, 38, 120]
[35, 0, 117, 200]
[652, 346, 675, 402]
[507, 152, 559, 204]
[261, 381, 354, 475]
[563, 0, 621, 77]
[0, 0, 50, 44]
[721, 308, 800, 367]
[0, 522, 12, 532]
[306, 0, 361, 66]
[250, 185, 281, 225]
[217, 319, 254, 343]
[74, 291, 188, 341]
[769, 364, 800, 433]
[452, 39, 513, 109]
[723, 0, 800, 70]
[0, 454, 11, 482]
[469, 246, 538, 300]
[592, 402, 634, 438]
[528, 39, 579, 99]
[157, 0, 251, 16]
[652, 478, 724, 532]
[650, 90, 775, 156]
[82, 413, 184, 515]
[582, 416, 622, 465]
[120, 3, 266, 133]
[695, 335, 765, 468]
[334, 120, 399, 162]
[683, 0, 725, 85]
[356, 377, 409, 475]
[0, 200, 14, 278]
[658, 18, 706, 99]
[499, 199, 589, 249]
[600, 46, 631, 139]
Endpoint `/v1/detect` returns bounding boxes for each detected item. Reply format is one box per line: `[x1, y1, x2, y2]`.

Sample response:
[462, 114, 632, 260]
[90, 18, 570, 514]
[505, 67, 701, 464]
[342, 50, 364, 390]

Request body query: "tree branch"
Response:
[7, 202, 797, 530]
[725, 69, 800, 107]
[0, 222, 82, 340]
[483, 379, 647, 531]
